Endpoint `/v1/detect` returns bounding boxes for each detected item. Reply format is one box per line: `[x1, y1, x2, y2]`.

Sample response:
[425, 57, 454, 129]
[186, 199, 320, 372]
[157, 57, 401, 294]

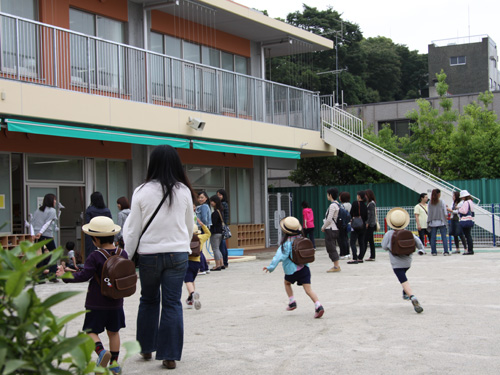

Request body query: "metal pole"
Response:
[492, 204, 496, 247]
[86, 37, 91, 93]
[335, 33, 338, 104]
[117, 46, 121, 96]
[264, 157, 270, 248]
[53, 29, 58, 87]
[15, 18, 20, 80]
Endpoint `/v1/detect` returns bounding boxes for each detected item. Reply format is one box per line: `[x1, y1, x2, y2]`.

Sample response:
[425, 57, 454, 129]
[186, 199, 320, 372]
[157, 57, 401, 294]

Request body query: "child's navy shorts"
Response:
[184, 260, 201, 283]
[83, 308, 126, 334]
[285, 266, 311, 285]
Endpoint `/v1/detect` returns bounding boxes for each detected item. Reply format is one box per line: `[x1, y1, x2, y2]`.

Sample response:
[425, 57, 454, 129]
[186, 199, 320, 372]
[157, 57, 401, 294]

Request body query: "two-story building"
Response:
[0, 0, 335, 250]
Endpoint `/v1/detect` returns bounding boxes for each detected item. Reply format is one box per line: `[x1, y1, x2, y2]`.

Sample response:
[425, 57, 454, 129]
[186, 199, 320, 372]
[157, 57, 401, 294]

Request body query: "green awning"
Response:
[192, 140, 300, 159]
[5, 118, 190, 148]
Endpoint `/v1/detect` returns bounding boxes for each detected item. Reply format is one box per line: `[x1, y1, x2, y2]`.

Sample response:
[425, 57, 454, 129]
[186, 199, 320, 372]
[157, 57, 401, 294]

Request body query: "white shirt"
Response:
[123, 181, 194, 258]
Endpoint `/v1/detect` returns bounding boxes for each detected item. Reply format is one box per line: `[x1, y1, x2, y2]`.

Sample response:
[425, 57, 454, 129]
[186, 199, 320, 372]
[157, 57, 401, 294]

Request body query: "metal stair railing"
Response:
[320, 104, 481, 204]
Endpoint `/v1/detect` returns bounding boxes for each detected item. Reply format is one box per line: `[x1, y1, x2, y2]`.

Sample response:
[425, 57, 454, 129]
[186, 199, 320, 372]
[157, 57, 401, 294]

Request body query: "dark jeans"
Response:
[430, 225, 449, 254]
[303, 228, 316, 248]
[324, 229, 339, 262]
[137, 252, 188, 361]
[199, 251, 209, 272]
[37, 236, 57, 274]
[462, 226, 474, 253]
[220, 239, 228, 267]
[418, 228, 431, 247]
[350, 228, 365, 261]
[364, 225, 376, 259]
[453, 234, 467, 251]
[338, 229, 349, 256]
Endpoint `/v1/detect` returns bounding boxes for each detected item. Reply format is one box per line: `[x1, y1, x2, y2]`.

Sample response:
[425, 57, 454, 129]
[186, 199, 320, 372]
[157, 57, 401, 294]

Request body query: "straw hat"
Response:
[193, 224, 201, 235]
[386, 207, 410, 230]
[280, 216, 302, 235]
[82, 216, 121, 237]
[459, 190, 471, 199]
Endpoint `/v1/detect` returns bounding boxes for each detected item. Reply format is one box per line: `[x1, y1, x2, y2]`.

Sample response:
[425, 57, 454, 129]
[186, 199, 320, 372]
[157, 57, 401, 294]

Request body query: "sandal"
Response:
[347, 260, 358, 264]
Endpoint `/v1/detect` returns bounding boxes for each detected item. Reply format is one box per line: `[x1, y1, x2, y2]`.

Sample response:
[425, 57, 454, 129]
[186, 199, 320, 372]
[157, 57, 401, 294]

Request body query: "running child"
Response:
[381, 207, 424, 314]
[56, 216, 126, 374]
[263, 216, 325, 319]
[185, 217, 211, 309]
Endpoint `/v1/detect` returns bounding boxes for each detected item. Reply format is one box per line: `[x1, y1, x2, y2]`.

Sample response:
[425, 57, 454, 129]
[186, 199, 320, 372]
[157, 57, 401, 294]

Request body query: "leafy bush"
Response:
[0, 240, 139, 374]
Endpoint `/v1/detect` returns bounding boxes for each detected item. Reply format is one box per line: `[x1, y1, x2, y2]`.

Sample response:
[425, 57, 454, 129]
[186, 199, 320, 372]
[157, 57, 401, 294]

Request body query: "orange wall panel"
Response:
[177, 149, 253, 168]
[40, 0, 70, 28]
[151, 10, 250, 57]
[0, 129, 132, 159]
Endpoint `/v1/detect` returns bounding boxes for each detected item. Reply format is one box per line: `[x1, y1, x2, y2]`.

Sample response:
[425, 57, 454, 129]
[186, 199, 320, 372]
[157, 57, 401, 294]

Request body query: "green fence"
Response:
[269, 178, 500, 240]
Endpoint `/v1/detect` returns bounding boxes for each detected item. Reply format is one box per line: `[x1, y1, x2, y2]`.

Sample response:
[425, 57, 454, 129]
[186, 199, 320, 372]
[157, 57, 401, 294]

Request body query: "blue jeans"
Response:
[137, 252, 188, 361]
[220, 239, 228, 267]
[430, 225, 449, 254]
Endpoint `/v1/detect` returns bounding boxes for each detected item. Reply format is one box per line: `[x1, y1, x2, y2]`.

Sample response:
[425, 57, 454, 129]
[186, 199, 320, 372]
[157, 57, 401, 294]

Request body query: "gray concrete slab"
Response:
[40, 247, 500, 374]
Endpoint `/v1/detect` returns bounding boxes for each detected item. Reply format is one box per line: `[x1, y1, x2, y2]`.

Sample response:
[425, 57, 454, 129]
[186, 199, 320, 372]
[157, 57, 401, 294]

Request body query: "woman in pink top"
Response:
[301, 201, 316, 249]
[459, 190, 475, 255]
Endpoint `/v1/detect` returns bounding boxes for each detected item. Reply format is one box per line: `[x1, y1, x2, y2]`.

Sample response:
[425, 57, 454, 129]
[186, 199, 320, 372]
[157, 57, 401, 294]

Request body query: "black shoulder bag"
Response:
[132, 190, 169, 266]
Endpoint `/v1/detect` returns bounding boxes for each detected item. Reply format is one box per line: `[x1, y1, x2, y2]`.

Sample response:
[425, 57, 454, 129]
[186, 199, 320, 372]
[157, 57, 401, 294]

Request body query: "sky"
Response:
[236, 0, 500, 54]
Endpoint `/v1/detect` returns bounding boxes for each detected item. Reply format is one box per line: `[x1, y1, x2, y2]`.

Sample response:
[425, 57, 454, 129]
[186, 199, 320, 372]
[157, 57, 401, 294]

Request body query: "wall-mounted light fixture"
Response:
[187, 117, 205, 131]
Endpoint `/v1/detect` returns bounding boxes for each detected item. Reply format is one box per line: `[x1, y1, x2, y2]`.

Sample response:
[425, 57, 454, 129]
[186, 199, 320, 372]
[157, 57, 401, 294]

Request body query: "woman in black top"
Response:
[84, 191, 112, 259]
[209, 195, 224, 271]
[348, 191, 368, 264]
[217, 189, 229, 268]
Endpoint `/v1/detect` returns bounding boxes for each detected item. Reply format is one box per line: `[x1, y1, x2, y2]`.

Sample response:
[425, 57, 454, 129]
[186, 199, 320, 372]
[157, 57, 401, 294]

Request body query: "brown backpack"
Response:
[391, 230, 416, 256]
[95, 248, 137, 299]
[290, 237, 315, 265]
[190, 234, 201, 257]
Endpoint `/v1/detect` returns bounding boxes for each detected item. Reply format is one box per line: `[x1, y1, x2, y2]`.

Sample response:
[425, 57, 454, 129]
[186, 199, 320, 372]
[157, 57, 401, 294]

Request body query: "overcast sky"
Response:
[236, 0, 500, 54]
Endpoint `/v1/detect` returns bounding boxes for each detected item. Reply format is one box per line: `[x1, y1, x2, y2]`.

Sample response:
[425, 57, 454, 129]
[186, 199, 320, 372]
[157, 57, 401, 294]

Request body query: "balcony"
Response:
[0, 12, 320, 131]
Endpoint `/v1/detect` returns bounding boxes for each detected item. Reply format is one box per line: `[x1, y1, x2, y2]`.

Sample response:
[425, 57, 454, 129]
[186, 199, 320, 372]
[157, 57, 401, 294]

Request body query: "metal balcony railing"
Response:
[0, 12, 320, 130]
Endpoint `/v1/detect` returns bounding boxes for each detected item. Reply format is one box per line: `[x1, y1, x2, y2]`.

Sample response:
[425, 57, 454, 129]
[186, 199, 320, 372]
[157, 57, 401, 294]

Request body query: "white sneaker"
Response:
[198, 271, 206, 275]
[340, 255, 351, 260]
[205, 269, 210, 274]
[193, 292, 201, 310]
[418, 249, 426, 255]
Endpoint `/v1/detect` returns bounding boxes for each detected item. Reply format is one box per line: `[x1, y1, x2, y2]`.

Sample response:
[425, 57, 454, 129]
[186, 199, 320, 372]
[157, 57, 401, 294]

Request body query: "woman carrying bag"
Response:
[458, 190, 475, 255]
[123, 145, 196, 370]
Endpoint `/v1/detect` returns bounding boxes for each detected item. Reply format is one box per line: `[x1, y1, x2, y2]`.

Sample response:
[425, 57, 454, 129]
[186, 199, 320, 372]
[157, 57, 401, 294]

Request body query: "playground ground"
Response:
[40, 246, 500, 374]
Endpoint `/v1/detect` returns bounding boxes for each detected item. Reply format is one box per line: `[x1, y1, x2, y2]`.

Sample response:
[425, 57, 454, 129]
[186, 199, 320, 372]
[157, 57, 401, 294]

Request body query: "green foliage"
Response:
[0, 241, 139, 374]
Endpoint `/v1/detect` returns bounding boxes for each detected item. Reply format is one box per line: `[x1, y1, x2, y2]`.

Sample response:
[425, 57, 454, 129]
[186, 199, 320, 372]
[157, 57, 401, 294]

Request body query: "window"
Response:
[378, 120, 413, 138]
[450, 56, 466, 66]
[26, 156, 84, 182]
[69, 8, 125, 89]
[221, 52, 234, 71]
[0, 0, 38, 76]
[184, 41, 201, 63]
[202, 46, 220, 68]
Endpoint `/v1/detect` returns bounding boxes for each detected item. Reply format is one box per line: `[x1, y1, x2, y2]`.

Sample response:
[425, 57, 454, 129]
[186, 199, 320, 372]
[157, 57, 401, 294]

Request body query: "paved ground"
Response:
[40, 247, 500, 374]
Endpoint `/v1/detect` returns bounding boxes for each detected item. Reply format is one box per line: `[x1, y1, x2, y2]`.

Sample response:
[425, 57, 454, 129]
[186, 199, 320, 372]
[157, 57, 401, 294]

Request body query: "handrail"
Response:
[321, 103, 481, 204]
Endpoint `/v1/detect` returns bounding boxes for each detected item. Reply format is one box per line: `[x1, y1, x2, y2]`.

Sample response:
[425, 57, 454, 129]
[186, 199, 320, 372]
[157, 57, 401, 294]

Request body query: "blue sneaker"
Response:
[109, 363, 122, 374]
[97, 350, 111, 367]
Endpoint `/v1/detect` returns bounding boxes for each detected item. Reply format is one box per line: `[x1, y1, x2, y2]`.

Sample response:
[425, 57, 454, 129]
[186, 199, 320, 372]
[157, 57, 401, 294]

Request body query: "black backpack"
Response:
[289, 237, 315, 265]
[95, 248, 138, 299]
[391, 230, 416, 256]
[333, 202, 351, 231]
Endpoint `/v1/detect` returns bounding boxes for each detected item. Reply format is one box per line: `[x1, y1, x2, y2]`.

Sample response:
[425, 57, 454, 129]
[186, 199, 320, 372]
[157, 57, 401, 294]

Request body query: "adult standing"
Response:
[217, 189, 230, 268]
[427, 189, 450, 256]
[123, 144, 195, 370]
[447, 191, 467, 254]
[195, 191, 211, 274]
[301, 201, 316, 249]
[339, 192, 352, 259]
[84, 192, 112, 260]
[209, 195, 224, 271]
[414, 193, 431, 250]
[364, 189, 377, 261]
[321, 188, 341, 273]
[32, 193, 58, 278]
[459, 190, 475, 255]
[115, 196, 131, 249]
[348, 191, 368, 264]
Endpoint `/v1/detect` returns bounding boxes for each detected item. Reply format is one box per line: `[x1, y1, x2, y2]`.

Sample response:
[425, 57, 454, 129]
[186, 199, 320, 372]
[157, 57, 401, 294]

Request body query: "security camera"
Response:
[187, 117, 206, 131]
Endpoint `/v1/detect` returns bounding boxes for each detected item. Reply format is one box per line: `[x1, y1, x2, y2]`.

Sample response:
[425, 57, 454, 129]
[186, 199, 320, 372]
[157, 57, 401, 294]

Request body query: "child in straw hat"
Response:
[263, 216, 324, 319]
[381, 208, 425, 314]
[56, 216, 126, 374]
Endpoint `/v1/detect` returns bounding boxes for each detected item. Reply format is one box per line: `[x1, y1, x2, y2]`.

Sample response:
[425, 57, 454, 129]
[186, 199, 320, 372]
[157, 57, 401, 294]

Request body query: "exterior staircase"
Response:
[320, 104, 500, 235]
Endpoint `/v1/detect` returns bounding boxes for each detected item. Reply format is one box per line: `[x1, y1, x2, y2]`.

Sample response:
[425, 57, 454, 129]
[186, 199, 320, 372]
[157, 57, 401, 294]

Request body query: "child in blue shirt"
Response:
[263, 216, 324, 319]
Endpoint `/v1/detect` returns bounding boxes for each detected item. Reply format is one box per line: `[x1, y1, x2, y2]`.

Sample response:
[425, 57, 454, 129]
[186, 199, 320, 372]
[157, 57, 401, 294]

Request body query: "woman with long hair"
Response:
[123, 144, 196, 369]
[209, 194, 224, 271]
[364, 189, 377, 261]
[427, 189, 450, 256]
[321, 188, 341, 272]
[217, 189, 229, 268]
[84, 191, 112, 259]
[196, 191, 212, 273]
[447, 191, 467, 254]
[348, 191, 368, 264]
[414, 193, 431, 250]
[32, 193, 58, 279]
[458, 190, 475, 255]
